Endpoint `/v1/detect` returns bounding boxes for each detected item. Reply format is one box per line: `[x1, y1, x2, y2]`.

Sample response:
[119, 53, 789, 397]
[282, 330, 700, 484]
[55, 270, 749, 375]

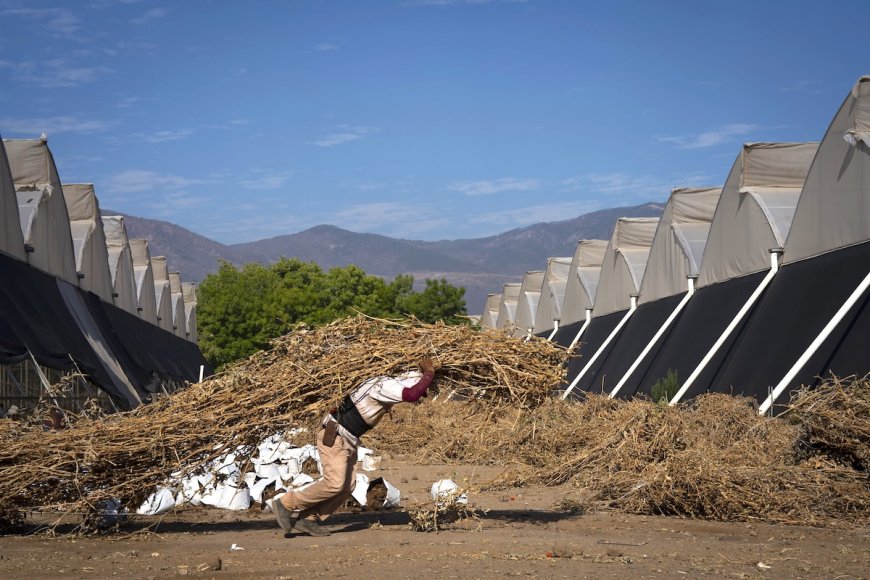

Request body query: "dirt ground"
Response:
[1, 458, 868, 579]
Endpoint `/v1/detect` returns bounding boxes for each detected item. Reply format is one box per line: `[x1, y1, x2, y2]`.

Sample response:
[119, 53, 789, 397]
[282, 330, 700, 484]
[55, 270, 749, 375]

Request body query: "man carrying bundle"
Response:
[271, 357, 437, 537]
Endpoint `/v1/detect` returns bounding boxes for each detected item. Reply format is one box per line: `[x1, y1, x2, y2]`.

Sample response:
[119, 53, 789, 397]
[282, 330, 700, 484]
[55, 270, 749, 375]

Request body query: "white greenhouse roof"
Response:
[182, 281, 198, 343]
[496, 283, 522, 331]
[784, 76, 870, 264]
[129, 239, 159, 325]
[593, 218, 659, 317]
[480, 293, 502, 329]
[5, 138, 78, 285]
[0, 139, 25, 260]
[513, 270, 545, 337]
[560, 239, 607, 325]
[102, 215, 140, 315]
[169, 272, 187, 339]
[151, 256, 175, 333]
[62, 184, 114, 303]
[639, 187, 721, 304]
[698, 142, 818, 287]
[533, 257, 572, 334]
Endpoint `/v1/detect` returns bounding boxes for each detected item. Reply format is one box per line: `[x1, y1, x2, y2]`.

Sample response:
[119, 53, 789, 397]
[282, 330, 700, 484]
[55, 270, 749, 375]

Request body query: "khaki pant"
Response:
[279, 426, 357, 522]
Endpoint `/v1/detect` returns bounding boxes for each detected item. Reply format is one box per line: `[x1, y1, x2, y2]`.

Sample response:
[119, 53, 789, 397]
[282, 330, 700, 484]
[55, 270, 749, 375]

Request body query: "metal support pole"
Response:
[670, 249, 782, 405]
[563, 296, 638, 400]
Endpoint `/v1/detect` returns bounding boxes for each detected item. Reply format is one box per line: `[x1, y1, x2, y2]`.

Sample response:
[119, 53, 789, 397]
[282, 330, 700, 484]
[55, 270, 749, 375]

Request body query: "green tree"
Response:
[196, 260, 468, 369]
[197, 261, 284, 368]
[398, 278, 467, 324]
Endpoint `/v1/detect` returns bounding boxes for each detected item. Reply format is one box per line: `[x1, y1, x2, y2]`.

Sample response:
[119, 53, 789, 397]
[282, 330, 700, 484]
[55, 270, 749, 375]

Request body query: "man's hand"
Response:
[419, 357, 436, 374]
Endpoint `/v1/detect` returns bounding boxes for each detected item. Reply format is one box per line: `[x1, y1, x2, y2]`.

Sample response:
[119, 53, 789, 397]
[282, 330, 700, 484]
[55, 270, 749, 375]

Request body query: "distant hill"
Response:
[232, 225, 482, 274]
[101, 211, 248, 282]
[105, 201, 665, 314]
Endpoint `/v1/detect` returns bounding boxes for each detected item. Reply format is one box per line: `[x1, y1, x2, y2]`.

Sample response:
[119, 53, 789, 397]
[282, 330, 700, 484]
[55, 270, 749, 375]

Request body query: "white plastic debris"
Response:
[201, 483, 251, 511]
[143, 429, 324, 514]
[350, 474, 401, 508]
[382, 478, 401, 508]
[351, 473, 370, 506]
[247, 475, 278, 503]
[362, 454, 382, 471]
[287, 473, 316, 489]
[430, 479, 467, 505]
[253, 461, 281, 481]
[357, 446, 374, 462]
[137, 487, 176, 516]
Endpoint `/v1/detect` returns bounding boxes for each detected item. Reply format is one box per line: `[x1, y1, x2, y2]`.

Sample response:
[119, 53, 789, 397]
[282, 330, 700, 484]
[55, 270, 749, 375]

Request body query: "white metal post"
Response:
[563, 296, 638, 400]
[610, 277, 696, 399]
[670, 250, 782, 405]
[545, 320, 559, 342]
[568, 309, 593, 351]
[758, 269, 870, 415]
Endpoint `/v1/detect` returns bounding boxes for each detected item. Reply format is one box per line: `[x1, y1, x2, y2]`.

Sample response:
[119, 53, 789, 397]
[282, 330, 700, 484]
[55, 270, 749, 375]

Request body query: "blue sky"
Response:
[0, 0, 866, 244]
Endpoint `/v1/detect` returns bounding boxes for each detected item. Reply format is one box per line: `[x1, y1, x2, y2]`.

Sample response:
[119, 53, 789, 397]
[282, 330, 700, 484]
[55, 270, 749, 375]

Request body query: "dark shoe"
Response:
[271, 499, 298, 532]
[294, 518, 331, 537]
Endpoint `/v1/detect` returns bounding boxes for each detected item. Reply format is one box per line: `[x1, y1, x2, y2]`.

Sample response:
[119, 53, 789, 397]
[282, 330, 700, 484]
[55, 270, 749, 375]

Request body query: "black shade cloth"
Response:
[590, 293, 686, 400]
[100, 299, 212, 384]
[633, 271, 766, 400]
[561, 310, 623, 396]
[552, 319, 584, 349]
[0, 252, 137, 406]
[710, 241, 870, 404]
[0, 251, 212, 407]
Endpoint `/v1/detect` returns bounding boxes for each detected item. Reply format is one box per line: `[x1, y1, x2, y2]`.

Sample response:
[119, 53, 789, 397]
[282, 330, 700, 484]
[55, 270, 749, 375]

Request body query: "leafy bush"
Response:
[197, 258, 467, 369]
[651, 369, 680, 404]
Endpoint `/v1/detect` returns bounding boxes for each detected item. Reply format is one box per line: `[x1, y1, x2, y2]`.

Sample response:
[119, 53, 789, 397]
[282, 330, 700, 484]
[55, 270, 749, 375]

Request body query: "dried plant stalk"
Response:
[0, 315, 568, 529]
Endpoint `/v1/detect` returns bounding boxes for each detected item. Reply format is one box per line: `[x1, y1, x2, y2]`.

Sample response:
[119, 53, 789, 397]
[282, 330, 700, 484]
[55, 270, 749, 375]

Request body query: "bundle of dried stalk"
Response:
[372, 384, 870, 526]
[786, 375, 870, 470]
[408, 490, 484, 532]
[0, 316, 568, 528]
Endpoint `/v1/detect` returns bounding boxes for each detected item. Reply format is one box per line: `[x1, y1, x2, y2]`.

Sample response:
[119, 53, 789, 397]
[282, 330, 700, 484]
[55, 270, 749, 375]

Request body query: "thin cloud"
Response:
[0, 115, 112, 135]
[312, 125, 378, 147]
[406, 0, 528, 5]
[332, 201, 450, 237]
[238, 171, 293, 190]
[134, 128, 195, 143]
[117, 96, 142, 109]
[315, 43, 339, 51]
[472, 201, 603, 228]
[205, 119, 252, 130]
[145, 190, 205, 211]
[352, 181, 387, 192]
[562, 171, 713, 198]
[778, 80, 825, 94]
[104, 170, 209, 194]
[1, 7, 81, 36]
[131, 7, 168, 24]
[5, 58, 112, 88]
[449, 177, 540, 196]
[656, 123, 759, 149]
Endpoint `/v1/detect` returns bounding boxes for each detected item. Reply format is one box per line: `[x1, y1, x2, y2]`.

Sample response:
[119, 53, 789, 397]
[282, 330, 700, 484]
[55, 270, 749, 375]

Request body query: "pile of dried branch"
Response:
[786, 375, 870, 470]
[0, 316, 568, 527]
[372, 383, 870, 527]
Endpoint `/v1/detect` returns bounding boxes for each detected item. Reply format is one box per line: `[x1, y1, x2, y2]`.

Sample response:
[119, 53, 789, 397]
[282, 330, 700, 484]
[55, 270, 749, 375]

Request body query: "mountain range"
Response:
[107, 201, 665, 314]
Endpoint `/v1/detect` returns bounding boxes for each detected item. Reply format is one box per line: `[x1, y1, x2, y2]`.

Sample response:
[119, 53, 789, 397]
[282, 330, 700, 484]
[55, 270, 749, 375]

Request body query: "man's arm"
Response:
[401, 358, 436, 402]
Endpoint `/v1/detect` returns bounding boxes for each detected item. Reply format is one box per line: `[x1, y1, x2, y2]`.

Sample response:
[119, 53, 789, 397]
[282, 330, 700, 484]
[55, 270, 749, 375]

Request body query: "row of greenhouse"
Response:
[0, 135, 210, 410]
[481, 75, 870, 413]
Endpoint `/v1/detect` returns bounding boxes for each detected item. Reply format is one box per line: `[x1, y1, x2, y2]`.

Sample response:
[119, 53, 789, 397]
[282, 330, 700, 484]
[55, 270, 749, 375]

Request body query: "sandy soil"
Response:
[1, 459, 868, 579]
